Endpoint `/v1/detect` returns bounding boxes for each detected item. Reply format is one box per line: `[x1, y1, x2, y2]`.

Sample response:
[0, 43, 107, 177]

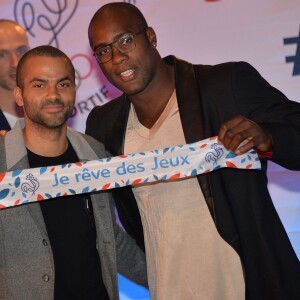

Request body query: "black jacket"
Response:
[86, 56, 300, 299]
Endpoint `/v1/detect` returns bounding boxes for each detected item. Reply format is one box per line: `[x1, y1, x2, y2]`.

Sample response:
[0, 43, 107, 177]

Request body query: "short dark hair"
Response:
[16, 45, 75, 89]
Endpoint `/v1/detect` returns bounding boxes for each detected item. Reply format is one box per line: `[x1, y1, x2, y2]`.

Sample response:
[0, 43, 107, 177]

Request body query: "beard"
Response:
[23, 97, 74, 129]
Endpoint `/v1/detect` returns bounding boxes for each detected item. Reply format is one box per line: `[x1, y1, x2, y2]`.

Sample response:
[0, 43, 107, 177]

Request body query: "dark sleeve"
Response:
[231, 62, 300, 170]
[85, 103, 145, 251]
[0, 137, 6, 172]
[112, 187, 145, 251]
[85, 106, 105, 142]
[108, 196, 148, 287]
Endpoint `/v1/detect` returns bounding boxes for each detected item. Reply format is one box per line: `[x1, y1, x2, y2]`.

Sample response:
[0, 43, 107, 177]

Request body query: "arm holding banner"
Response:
[224, 61, 300, 170]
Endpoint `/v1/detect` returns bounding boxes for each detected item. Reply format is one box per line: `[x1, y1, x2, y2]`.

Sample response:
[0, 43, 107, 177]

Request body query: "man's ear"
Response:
[14, 86, 24, 107]
[146, 27, 157, 48]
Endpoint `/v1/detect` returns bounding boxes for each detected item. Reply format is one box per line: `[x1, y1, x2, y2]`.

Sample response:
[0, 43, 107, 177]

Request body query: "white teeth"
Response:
[121, 69, 133, 76]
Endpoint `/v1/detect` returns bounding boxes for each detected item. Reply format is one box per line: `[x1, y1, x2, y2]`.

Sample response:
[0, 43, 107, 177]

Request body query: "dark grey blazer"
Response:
[0, 120, 147, 300]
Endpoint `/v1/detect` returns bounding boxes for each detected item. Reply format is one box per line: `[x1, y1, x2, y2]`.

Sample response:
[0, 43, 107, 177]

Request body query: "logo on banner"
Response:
[205, 143, 224, 165]
[283, 26, 300, 76]
[21, 173, 40, 196]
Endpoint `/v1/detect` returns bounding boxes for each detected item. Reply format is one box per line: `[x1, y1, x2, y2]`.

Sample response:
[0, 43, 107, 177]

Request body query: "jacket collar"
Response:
[5, 119, 28, 171]
[164, 55, 204, 143]
[109, 95, 131, 156]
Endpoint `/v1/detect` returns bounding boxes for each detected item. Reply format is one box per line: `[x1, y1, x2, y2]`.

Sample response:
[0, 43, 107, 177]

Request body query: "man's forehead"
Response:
[0, 29, 28, 49]
[0, 23, 26, 35]
[22, 56, 74, 80]
[24, 56, 69, 69]
[90, 19, 137, 44]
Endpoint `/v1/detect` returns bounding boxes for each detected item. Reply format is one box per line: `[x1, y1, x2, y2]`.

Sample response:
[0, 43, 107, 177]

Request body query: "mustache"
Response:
[41, 98, 65, 107]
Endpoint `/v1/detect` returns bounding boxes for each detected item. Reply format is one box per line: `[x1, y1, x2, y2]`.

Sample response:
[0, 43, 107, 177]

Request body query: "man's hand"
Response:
[218, 115, 273, 155]
[0, 130, 8, 137]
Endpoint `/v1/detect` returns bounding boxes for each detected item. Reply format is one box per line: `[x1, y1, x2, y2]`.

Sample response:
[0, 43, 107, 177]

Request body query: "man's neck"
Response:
[129, 63, 175, 129]
[23, 123, 69, 157]
[0, 87, 23, 117]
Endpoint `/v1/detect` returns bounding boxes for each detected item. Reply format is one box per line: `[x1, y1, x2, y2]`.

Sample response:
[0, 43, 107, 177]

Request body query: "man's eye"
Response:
[99, 47, 111, 56]
[16, 46, 29, 57]
[0, 51, 8, 59]
[33, 84, 43, 88]
[121, 35, 134, 45]
[59, 82, 70, 88]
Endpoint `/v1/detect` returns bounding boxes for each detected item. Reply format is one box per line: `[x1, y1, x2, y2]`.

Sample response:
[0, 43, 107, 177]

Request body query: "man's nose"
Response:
[9, 52, 19, 68]
[111, 46, 128, 64]
[46, 86, 59, 99]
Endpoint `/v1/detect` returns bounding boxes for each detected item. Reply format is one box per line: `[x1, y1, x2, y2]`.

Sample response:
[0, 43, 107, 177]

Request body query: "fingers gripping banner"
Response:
[0, 137, 261, 209]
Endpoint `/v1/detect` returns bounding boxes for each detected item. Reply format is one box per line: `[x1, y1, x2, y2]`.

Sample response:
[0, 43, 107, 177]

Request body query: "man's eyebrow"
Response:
[28, 76, 73, 84]
[58, 76, 73, 82]
[114, 31, 128, 40]
[93, 31, 128, 50]
[29, 77, 47, 84]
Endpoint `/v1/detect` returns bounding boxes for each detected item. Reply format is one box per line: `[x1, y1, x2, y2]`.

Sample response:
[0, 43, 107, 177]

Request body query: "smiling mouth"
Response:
[119, 69, 135, 81]
[43, 105, 64, 113]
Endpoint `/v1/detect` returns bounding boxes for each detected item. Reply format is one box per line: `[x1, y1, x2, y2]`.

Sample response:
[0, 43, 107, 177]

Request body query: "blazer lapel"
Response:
[67, 127, 99, 160]
[110, 95, 131, 155]
[5, 120, 27, 170]
[168, 56, 214, 214]
[5, 120, 49, 237]
[166, 56, 205, 143]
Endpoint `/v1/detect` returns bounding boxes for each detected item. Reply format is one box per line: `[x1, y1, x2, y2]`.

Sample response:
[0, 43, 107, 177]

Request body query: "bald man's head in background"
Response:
[0, 20, 29, 91]
[0, 20, 29, 128]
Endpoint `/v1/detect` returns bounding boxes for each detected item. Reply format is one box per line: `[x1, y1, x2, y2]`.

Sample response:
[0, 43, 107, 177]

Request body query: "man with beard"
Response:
[0, 45, 147, 300]
[86, 2, 300, 300]
[0, 20, 29, 132]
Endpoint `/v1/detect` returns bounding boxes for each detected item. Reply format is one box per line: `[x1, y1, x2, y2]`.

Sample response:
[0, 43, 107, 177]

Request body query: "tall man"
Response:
[0, 45, 147, 300]
[86, 2, 300, 300]
[0, 19, 29, 131]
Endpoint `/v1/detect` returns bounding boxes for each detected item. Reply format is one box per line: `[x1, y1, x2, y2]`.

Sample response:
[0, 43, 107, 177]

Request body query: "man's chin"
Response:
[35, 115, 69, 129]
[0, 81, 16, 92]
[117, 83, 144, 96]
